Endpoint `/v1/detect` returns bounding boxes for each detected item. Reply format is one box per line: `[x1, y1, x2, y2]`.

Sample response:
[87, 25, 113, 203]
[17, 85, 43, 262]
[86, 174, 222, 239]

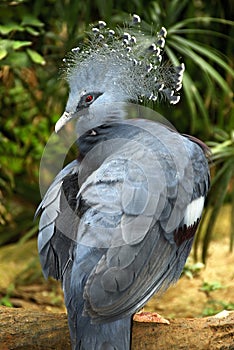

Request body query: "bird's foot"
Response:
[133, 311, 170, 324]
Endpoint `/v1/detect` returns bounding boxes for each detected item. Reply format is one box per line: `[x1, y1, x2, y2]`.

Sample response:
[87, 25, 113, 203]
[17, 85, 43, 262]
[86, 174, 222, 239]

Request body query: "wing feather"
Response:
[76, 124, 209, 322]
[37, 160, 79, 279]
[37, 121, 209, 325]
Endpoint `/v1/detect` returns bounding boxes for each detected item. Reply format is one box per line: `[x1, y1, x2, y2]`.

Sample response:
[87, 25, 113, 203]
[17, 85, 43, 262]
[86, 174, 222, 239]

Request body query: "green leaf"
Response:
[25, 26, 40, 36]
[0, 48, 7, 60]
[169, 17, 234, 32]
[21, 15, 44, 28]
[200, 281, 224, 292]
[171, 28, 231, 41]
[191, 81, 210, 128]
[1, 39, 32, 51]
[182, 73, 197, 132]
[12, 40, 32, 50]
[231, 186, 234, 252]
[202, 162, 233, 263]
[0, 23, 24, 35]
[169, 36, 232, 94]
[3, 51, 29, 67]
[173, 36, 234, 78]
[26, 49, 46, 65]
[210, 160, 233, 189]
[0, 296, 13, 307]
[165, 45, 209, 133]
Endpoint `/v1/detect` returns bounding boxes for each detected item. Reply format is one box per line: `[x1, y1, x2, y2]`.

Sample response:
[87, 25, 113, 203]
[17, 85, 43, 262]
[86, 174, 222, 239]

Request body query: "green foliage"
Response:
[200, 281, 224, 294]
[195, 130, 234, 262]
[0, 284, 14, 307]
[199, 281, 234, 316]
[0, 0, 233, 264]
[182, 258, 204, 279]
[202, 300, 234, 316]
[0, 1, 65, 237]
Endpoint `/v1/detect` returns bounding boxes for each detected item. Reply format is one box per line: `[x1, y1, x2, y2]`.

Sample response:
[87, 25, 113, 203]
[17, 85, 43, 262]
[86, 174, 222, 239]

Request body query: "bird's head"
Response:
[55, 14, 185, 133]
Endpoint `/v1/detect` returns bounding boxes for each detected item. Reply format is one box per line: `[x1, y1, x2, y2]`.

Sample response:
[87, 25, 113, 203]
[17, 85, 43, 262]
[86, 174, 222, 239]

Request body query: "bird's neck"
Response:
[76, 101, 127, 137]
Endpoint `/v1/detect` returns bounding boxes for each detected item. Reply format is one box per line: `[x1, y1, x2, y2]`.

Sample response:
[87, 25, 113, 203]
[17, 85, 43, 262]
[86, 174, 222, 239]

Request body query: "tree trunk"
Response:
[0, 307, 233, 349]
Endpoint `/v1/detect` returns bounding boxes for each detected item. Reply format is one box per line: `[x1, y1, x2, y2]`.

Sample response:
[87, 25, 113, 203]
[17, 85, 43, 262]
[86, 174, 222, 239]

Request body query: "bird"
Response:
[37, 14, 210, 350]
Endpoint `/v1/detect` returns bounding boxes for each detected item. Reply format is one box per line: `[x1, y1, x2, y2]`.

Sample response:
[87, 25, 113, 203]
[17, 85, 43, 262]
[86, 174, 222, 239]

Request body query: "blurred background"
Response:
[0, 0, 233, 316]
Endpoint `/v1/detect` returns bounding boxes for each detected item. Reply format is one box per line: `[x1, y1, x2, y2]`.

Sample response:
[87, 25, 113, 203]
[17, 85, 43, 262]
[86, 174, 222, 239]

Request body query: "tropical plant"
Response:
[0, 0, 233, 263]
[194, 129, 234, 262]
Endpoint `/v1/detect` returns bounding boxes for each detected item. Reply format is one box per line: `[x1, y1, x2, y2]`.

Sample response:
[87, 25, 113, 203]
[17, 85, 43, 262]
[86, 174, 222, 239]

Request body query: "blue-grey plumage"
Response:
[37, 15, 210, 350]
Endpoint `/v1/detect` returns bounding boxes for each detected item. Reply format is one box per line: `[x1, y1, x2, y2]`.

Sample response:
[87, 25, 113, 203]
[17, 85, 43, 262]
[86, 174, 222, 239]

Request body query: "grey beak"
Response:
[55, 111, 75, 133]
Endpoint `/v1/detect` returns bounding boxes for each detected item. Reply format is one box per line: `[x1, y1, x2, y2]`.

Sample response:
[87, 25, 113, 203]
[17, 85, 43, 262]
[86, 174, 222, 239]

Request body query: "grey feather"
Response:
[37, 160, 79, 279]
[37, 13, 210, 350]
[76, 124, 208, 322]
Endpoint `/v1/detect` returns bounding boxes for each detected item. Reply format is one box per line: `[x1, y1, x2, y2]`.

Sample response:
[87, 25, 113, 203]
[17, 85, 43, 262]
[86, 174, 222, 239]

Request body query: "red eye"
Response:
[85, 95, 93, 103]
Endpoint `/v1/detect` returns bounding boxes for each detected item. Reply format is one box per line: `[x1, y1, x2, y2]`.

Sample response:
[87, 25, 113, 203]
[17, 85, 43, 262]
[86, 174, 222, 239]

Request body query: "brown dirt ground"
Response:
[0, 205, 233, 319]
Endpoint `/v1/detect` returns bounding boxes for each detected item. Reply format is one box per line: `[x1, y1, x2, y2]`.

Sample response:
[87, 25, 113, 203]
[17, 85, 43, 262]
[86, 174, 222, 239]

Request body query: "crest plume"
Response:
[62, 14, 185, 104]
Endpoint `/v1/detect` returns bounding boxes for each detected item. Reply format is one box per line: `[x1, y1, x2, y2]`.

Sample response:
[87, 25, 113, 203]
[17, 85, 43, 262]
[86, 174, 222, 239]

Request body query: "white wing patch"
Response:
[184, 196, 205, 227]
